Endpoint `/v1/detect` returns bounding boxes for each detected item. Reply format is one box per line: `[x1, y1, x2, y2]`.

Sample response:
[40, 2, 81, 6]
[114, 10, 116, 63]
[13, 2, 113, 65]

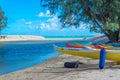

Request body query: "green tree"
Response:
[0, 8, 7, 36]
[40, 0, 120, 42]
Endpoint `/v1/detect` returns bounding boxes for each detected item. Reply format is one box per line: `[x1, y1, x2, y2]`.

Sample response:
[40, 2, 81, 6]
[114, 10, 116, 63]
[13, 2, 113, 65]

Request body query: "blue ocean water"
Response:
[44, 36, 93, 38]
[0, 40, 91, 75]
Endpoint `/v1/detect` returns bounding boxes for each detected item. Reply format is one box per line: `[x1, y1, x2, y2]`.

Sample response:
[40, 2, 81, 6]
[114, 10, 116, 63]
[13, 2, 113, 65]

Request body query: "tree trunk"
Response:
[119, 29, 120, 40]
[107, 31, 119, 42]
[119, 31, 120, 39]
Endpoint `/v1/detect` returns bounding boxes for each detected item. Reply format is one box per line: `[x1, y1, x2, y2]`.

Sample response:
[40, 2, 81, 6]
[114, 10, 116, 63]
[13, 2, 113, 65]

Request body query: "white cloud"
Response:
[25, 16, 60, 31]
[40, 23, 46, 29]
[46, 10, 50, 16]
[40, 22, 57, 31]
[37, 10, 52, 17]
[16, 19, 33, 25]
[38, 16, 61, 31]
[51, 22, 58, 27]
[47, 16, 59, 22]
[38, 12, 44, 17]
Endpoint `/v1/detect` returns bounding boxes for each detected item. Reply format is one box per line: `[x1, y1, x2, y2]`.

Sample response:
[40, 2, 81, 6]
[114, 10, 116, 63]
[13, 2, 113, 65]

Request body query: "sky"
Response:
[0, 0, 98, 37]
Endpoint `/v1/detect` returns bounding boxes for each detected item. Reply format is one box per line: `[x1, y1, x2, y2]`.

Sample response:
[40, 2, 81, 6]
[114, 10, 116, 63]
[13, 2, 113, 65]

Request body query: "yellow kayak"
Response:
[54, 45, 120, 61]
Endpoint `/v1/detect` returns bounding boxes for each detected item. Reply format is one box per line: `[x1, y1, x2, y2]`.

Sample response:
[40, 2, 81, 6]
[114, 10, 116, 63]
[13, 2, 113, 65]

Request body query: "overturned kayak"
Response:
[54, 45, 120, 61]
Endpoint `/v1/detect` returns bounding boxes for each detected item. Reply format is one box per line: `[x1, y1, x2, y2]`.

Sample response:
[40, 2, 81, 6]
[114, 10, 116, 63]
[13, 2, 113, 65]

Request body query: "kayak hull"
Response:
[54, 45, 120, 61]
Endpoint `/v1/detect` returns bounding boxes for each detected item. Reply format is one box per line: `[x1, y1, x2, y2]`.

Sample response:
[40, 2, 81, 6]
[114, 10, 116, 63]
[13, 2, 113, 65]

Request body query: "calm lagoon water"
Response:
[0, 40, 91, 75]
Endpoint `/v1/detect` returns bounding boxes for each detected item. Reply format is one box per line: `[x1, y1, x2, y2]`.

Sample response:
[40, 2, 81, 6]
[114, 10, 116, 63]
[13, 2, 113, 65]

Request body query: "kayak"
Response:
[66, 43, 85, 48]
[74, 43, 112, 50]
[110, 43, 120, 47]
[54, 45, 120, 61]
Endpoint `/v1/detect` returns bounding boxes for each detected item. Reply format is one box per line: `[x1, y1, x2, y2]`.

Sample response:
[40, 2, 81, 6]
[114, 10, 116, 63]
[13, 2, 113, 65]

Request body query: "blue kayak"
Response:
[110, 43, 120, 47]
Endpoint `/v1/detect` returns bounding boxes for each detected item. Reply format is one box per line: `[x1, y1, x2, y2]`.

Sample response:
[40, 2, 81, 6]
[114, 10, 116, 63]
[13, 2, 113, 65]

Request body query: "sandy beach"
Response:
[0, 54, 120, 80]
[0, 35, 46, 41]
[0, 35, 85, 42]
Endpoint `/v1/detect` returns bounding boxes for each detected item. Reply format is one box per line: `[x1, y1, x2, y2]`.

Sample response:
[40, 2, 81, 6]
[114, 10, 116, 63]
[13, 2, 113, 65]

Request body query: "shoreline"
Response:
[0, 35, 45, 42]
[0, 54, 120, 80]
[0, 35, 87, 42]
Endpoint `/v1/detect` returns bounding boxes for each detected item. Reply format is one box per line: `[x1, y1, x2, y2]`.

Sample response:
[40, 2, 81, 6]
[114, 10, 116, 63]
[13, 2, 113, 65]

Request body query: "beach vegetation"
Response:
[40, 0, 120, 42]
[0, 8, 7, 38]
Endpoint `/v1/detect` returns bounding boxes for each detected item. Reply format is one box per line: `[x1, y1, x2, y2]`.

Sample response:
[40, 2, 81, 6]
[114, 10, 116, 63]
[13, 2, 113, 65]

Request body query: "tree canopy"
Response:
[40, 0, 120, 42]
[0, 8, 7, 35]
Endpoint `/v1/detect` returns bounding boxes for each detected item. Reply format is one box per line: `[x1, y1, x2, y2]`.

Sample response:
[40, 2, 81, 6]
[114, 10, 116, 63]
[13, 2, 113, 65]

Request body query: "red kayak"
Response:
[66, 43, 112, 50]
[66, 43, 85, 48]
[90, 45, 112, 50]
[75, 42, 112, 50]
